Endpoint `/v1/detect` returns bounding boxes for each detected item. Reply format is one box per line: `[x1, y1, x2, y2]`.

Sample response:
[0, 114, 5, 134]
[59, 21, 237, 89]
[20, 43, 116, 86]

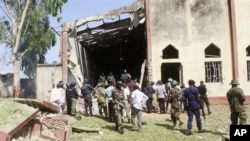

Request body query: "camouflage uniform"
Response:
[226, 80, 247, 125]
[168, 81, 183, 128]
[95, 83, 108, 118]
[112, 81, 124, 134]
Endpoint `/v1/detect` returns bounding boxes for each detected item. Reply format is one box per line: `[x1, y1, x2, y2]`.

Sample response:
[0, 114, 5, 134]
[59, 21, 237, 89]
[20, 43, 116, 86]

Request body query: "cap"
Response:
[229, 79, 240, 85]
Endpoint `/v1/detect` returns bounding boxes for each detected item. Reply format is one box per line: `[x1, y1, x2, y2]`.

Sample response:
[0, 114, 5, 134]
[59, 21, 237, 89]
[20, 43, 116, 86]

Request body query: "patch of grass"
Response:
[72, 105, 250, 141]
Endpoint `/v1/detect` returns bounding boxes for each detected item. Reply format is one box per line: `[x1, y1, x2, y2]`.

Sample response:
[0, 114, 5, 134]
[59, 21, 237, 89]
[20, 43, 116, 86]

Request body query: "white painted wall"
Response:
[148, 0, 250, 97]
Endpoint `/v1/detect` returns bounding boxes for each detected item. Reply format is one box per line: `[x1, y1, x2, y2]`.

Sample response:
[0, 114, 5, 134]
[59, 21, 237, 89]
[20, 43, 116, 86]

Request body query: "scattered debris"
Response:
[72, 126, 102, 134]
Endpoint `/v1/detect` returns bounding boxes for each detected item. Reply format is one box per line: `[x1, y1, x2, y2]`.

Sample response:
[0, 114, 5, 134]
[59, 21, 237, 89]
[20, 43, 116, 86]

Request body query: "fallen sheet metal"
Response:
[13, 98, 60, 113]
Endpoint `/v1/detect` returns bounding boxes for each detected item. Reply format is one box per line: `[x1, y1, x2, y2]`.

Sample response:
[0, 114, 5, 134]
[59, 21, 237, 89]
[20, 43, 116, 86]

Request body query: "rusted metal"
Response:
[61, 23, 69, 83]
[13, 98, 60, 113]
[145, 0, 153, 81]
[228, 0, 239, 80]
[0, 110, 39, 141]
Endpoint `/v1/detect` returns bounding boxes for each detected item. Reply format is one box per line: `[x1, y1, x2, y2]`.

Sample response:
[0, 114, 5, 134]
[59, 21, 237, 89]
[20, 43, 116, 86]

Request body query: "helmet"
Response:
[70, 81, 76, 87]
[171, 80, 178, 86]
[66, 83, 71, 88]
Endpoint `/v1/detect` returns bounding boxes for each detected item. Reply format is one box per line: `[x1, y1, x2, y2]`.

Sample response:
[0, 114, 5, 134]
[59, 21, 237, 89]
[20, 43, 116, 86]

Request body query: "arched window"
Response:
[162, 44, 178, 59]
[205, 43, 220, 58]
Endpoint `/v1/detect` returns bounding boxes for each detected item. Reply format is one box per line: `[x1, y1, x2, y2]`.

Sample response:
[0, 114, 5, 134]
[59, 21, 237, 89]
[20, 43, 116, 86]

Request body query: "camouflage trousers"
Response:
[170, 105, 182, 126]
[114, 108, 123, 129]
[231, 111, 248, 125]
[98, 102, 107, 117]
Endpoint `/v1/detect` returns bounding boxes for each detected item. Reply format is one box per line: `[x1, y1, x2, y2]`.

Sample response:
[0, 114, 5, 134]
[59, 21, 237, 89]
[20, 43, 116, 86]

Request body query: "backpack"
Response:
[81, 84, 91, 95]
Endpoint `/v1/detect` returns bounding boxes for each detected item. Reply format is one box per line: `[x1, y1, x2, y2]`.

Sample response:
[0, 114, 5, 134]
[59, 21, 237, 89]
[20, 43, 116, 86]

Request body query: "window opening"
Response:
[246, 45, 250, 56]
[205, 61, 222, 83]
[162, 44, 178, 59]
[205, 43, 220, 58]
[247, 61, 250, 81]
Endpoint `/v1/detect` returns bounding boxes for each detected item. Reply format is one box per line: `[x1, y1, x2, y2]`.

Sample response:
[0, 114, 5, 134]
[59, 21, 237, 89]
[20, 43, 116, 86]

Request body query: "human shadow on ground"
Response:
[155, 122, 228, 136]
[103, 124, 133, 134]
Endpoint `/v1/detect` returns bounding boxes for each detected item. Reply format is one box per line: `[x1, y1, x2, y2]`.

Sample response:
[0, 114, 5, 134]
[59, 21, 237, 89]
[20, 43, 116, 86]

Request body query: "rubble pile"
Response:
[0, 98, 37, 133]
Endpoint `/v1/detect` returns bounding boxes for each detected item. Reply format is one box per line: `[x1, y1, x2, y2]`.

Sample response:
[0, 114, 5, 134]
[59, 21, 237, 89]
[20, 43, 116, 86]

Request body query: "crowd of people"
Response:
[49, 70, 248, 136]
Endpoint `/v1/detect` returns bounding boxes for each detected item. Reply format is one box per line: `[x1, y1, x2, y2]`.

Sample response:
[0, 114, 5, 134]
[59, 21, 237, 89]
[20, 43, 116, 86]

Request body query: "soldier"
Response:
[94, 82, 108, 118]
[168, 80, 183, 129]
[226, 79, 247, 125]
[81, 78, 94, 116]
[98, 72, 107, 87]
[65, 82, 79, 116]
[112, 81, 125, 134]
[183, 80, 205, 136]
[197, 80, 212, 115]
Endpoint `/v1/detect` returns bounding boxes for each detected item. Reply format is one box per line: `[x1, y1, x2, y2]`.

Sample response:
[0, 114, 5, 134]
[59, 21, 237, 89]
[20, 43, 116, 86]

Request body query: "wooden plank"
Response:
[13, 98, 59, 113]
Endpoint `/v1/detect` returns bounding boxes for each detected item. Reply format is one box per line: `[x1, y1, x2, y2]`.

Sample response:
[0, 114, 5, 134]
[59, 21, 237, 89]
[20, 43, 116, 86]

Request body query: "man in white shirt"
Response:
[122, 84, 131, 123]
[130, 85, 148, 132]
[50, 84, 60, 104]
[50, 83, 66, 114]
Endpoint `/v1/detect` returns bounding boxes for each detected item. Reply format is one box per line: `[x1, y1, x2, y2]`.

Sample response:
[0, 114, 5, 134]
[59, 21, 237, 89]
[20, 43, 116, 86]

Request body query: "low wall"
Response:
[209, 96, 250, 105]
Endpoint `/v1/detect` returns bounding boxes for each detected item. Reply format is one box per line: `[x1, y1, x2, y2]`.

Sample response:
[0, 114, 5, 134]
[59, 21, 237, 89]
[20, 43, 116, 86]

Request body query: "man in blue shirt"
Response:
[183, 79, 205, 136]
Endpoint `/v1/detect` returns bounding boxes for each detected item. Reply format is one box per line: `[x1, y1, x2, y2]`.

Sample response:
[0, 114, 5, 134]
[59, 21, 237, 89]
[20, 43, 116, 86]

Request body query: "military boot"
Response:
[89, 106, 93, 116]
[186, 129, 193, 136]
[207, 107, 212, 115]
[85, 107, 89, 116]
[198, 129, 206, 133]
[118, 126, 124, 134]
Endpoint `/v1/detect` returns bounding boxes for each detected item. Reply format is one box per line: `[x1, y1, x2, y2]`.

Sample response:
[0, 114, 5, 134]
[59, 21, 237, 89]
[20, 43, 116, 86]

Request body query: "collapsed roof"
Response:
[64, 0, 147, 86]
[67, 0, 145, 50]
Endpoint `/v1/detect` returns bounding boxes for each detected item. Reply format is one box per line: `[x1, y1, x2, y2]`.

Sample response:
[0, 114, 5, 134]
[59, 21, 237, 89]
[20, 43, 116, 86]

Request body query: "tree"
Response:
[0, 0, 67, 97]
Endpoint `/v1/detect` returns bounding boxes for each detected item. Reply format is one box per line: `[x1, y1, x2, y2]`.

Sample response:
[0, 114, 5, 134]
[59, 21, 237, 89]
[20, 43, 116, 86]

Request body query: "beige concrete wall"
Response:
[235, 0, 250, 94]
[36, 64, 62, 100]
[148, 0, 250, 97]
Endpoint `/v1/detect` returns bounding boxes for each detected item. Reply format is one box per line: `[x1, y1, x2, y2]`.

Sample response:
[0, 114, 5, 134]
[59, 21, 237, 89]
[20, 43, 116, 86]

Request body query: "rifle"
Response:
[199, 96, 206, 124]
[113, 100, 125, 110]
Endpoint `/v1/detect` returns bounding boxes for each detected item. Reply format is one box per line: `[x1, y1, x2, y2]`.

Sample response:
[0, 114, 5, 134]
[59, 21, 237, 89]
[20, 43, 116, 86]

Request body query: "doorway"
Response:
[161, 63, 183, 84]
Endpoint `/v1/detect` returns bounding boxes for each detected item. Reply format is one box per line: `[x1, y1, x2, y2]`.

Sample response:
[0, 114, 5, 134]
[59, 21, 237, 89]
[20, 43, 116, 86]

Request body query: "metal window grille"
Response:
[247, 61, 250, 81]
[205, 62, 222, 83]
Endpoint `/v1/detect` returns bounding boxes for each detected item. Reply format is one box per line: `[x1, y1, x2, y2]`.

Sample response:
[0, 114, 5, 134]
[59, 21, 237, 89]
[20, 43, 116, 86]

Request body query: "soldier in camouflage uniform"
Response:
[226, 79, 247, 125]
[94, 82, 108, 118]
[112, 81, 125, 134]
[168, 80, 183, 129]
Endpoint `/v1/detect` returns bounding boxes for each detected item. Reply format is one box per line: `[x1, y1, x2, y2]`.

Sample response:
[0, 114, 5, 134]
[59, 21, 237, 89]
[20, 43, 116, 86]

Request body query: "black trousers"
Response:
[158, 98, 165, 113]
[146, 97, 153, 113]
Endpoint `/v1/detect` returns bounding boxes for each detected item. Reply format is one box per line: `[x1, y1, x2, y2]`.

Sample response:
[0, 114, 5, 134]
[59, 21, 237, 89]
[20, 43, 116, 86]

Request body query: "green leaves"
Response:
[0, 0, 67, 78]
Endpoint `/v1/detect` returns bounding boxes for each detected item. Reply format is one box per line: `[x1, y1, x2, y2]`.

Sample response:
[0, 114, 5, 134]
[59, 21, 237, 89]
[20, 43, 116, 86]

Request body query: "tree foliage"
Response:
[0, 0, 67, 78]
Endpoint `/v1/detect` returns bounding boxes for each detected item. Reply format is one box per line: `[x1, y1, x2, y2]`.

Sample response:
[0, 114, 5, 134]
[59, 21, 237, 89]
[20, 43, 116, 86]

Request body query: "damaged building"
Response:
[37, 0, 250, 103]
